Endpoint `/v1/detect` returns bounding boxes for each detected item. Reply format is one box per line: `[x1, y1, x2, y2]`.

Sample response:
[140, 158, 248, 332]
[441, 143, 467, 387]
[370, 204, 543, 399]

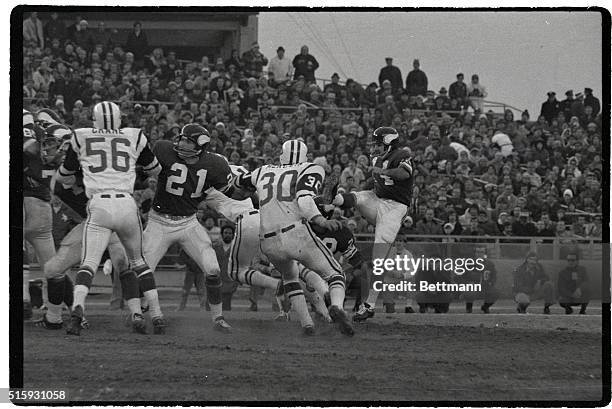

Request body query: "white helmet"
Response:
[23, 109, 34, 128]
[280, 139, 308, 165]
[93, 101, 121, 130]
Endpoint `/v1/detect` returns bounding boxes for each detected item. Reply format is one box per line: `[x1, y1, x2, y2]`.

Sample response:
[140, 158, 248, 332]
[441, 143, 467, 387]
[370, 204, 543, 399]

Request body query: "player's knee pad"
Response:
[327, 274, 346, 290]
[119, 270, 140, 300]
[46, 276, 66, 305]
[205, 275, 222, 305]
[75, 266, 95, 288]
[283, 281, 304, 299]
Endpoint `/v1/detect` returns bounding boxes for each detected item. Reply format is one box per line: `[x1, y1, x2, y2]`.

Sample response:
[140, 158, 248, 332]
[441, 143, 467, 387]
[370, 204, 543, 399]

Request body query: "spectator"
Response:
[557, 250, 590, 314]
[23, 12, 44, 49]
[513, 251, 554, 314]
[242, 42, 268, 78]
[177, 250, 207, 311]
[539, 91, 560, 125]
[559, 89, 574, 121]
[125, 21, 148, 67]
[466, 74, 487, 112]
[457, 246, 499, 313]
[267, 46, 292, 84]
[213, 225, 239, 311]
[491, 129, 513, 157]
[405, 59, 428, 97]
[44, 11, 66, 43]
[292, 45, 319, 82]
[378, 57, 403, 91]
[416, 208, 441, 235]
[224, 49, 243, 72]
[583, 87, 600, 116]
[449, 73, 467, 109]
[73, 19, 94, 52]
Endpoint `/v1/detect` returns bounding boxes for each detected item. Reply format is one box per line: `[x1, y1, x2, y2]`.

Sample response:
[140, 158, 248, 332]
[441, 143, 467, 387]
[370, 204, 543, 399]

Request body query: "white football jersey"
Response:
[71, 127, 148, 197]
[251, 162, 324, 233]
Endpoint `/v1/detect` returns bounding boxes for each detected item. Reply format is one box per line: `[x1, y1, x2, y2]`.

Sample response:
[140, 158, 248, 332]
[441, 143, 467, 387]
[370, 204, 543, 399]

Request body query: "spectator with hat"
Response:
[44, 11, 65, 44]
[467, 74, 487, 112]
[324, 72, 344, 96]
[292, 45, 319, 82]
[268, 46, 292, 84]
[405, 59, 428, 97]
[583, 88, 600, 116]
[434, 87, 451, 111]
[559, 89, 574, 121]
[242, 42, 268, 78]
[539, 91, 560, 125]
[378, 57, 403, 91]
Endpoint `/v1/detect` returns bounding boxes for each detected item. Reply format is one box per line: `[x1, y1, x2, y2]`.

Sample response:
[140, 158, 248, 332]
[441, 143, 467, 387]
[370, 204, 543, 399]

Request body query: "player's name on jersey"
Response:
[372, 280, 482, 293]
[90, 128, 125, 134]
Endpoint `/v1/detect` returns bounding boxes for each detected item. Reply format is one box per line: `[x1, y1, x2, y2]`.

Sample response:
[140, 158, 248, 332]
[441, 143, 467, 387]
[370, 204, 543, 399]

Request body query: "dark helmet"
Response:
[36, 108, 62, 128]
[42, 123, 72, 164]
[370, 126, 400, 156]
[174, 124, 211, 159]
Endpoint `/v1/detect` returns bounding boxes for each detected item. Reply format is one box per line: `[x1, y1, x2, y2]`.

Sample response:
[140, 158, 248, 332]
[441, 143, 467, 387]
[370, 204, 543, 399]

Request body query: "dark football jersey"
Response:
[371, 148, 414, 206]
[53, 172, 88, 219]
[151, 140, 232, 216]
[313, 225, 364, 268]
[23, 151, 56, 202]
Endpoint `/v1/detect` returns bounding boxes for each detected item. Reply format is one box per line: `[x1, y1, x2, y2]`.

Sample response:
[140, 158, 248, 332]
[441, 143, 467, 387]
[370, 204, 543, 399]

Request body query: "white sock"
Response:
[73, 284, 89, 310]
[248, 271, 281, 291]
[366, 288, 380, 308]
[144, 289, 162, 318]
[329, 285, 345, 308]
[126, 298, 142, 316]
[302, 269, 329, 296]
[23, 264, 30, 302]
[210, 303, 223, 321]
[290, 293, 314, 328]
[304, 289, 331, 320]
[46, 303, 62, 323]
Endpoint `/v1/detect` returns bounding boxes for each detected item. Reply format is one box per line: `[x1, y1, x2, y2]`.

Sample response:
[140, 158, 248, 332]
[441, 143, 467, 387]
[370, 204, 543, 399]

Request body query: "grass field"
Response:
[22, 291, 606, 403]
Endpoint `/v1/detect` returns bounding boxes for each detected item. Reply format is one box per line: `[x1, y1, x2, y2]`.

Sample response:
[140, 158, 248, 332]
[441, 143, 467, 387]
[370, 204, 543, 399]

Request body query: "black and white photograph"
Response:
[9, 4, 611, 405]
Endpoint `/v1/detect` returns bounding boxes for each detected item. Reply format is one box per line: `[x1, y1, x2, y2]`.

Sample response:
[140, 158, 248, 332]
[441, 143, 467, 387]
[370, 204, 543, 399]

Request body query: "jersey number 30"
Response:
[165, 163, 208, 198]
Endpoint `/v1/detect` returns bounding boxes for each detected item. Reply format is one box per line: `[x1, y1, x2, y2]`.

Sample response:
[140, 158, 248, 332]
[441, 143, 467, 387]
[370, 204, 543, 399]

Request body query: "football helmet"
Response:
[174, 124, 210, 159]
[23, 109, 34, 129]
[36, 108, 62, 128]
[93, 101, 121, 130]
[370, 126, 400, 157]
[279, 139, 308, 165]
[42, 123, 72, 164]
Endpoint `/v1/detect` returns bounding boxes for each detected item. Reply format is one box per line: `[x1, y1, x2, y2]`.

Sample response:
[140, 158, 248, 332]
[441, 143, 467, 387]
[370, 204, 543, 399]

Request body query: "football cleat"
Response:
[314, 311, 332, 323]
[329, 305, 355, 336]
[352, 302, 375, 322]
[66, 305, 84, 336]
[152, 316, 168, 335]
[543, 305, 551, 315]
[405, 306, 415, 313]
[81, 315, 90, 329]
[33, 314, 63, 330]
[481, 304, 490, 314]
[302, 325, 316, 336]
[564, 306, 573, 315]
[131, 313, 147, 334]
[274, 311, 291, 321]
[213, 316, 232, 333]
[23, 301, 33, 320]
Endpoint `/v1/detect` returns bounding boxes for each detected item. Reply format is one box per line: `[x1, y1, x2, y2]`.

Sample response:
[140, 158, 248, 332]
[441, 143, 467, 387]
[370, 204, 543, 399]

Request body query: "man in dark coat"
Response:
[557, 250, 590, 314]
[583, 88, 600, 116]
[539, 91, 560, 124]
[292, 45, 319, 82]
[449, 73, 468, 109]
[405, 59, 428, 97]
[559, 90, 574, 122]
[378, 57, 403, 91]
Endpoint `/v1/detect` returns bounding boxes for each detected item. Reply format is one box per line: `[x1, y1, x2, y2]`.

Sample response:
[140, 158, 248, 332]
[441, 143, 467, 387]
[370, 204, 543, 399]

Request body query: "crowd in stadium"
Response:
[23, 12, 603, 241]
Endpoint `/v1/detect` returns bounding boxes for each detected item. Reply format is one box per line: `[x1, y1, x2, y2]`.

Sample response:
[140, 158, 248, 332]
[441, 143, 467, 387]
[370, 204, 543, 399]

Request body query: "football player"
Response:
[57, 101, 160, 335]
[238, 140, 354, 336]
[203, 165, 286, 313]
[22, 109, 60, 319]
[139, 123, 234, 334]
[333, 127, 414, 322]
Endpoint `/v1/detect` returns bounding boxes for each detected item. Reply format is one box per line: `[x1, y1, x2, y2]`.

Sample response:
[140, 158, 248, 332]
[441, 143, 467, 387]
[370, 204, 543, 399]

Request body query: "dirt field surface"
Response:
[22, 296, 605, 404]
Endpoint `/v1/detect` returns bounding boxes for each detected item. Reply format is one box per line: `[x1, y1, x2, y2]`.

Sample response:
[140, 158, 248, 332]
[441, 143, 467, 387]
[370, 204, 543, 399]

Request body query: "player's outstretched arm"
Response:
[56, 144, 79, 186]
[136, 144, 161, 177]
